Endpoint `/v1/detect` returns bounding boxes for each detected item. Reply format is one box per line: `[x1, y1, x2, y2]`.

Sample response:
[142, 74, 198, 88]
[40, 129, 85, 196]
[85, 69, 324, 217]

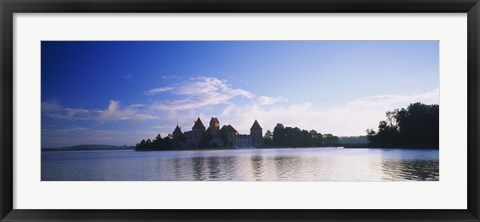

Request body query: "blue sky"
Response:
[41, 41, 439, 147]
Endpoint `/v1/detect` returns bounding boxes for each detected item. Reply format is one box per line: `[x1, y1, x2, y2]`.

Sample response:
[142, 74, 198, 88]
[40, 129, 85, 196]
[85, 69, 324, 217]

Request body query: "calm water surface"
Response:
[41, 148, 439, 181]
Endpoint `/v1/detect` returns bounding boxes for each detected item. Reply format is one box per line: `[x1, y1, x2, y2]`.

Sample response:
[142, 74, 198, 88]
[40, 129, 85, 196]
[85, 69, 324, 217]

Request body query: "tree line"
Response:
[136, 123, 340, 151]
[136, 134, 173, 151]
[366, 102, 439, 148]
[263, 123, 339, 148]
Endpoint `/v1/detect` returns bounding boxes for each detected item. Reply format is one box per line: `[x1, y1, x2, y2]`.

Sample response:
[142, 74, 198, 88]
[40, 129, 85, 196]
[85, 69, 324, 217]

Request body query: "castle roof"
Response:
[192, 117, 206, 130]
[221, 125, 238, 133]
[250, 120, 262, 130]
[210, 117, 219, 124]
[173, 125, 182, 134]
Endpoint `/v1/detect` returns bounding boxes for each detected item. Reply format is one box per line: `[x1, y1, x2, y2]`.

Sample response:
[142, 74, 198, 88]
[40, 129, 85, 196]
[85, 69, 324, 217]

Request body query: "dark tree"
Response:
[162, 136, 172, 149]
[273, 123, 285, 147]
[135, 133, 174, 151]
[301, 130, 312, 147]
[135, 139, 146, 150]
[310, 130, 323, 147]
[152, 134, 163, 149]
[270, 125, 334, 148]
[263, 130, 273, 146]
[323, 134, 339, 147]
[145, 139, 152, 149]
[367, 102, 439, 148]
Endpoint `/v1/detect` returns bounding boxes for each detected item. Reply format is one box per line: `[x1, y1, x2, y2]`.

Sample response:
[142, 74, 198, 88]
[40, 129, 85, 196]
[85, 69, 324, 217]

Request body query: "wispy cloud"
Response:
[142, 76, 439, 136]
[257, 96, 288, 106]
[150, 76, 255, 111]
[145, 87, 174, 95]
[99, 100, 158, 122]
[42, 101, 95, 120]
[216, 88, 439, 136]
[349, 88, 439, 108]
[42, 100, 158, 122]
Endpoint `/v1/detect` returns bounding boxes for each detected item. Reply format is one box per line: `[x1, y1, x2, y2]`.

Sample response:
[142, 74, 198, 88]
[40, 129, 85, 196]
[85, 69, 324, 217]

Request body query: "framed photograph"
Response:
[1, 0, 479, 221]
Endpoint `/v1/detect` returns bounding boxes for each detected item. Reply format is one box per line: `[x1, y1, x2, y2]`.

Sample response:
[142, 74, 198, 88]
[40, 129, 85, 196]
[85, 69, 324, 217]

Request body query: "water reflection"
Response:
[381, 160, 439, 181]
[192, 157, 206, 181]
[250, 155, 265, 181]
[273, 156, 303, 180]
[41, 148, 439, 181]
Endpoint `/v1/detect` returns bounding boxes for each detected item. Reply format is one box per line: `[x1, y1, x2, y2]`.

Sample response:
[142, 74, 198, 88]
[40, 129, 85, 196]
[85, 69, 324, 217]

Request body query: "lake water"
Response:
[41, 148, 439, 181]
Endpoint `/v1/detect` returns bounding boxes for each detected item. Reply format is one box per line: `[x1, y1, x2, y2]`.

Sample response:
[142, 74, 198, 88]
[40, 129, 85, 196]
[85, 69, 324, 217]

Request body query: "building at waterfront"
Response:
[236, 134, 252, 148]
[171, 117, 263, 149]
[250, 120, 263, 147]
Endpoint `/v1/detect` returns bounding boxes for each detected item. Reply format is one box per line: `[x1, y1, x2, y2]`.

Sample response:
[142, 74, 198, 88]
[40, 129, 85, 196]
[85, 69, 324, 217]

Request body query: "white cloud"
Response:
[99, 100, 158, 122]
[177, 77, 253, 98]
[147, 77, 288, 112]
[217, 88, 439, 136]
[349, 88, 439, 108]
[130, 104, 146, 108]
[152, 76, 254, 111]
[42, 100, 157, 122]
[257, 96, 287, 106]
[42, 101, 95, 120]
[145, 76, 438, 136]
[145, 86, 174, 95]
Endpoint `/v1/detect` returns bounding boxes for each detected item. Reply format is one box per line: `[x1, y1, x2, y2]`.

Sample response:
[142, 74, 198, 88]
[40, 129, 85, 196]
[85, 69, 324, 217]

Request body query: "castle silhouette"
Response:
[171, 117, 263, 149]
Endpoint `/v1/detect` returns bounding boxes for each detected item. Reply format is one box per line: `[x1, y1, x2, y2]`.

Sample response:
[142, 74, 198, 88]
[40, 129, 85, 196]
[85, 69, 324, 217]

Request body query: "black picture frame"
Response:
[1, 0, 479, 221]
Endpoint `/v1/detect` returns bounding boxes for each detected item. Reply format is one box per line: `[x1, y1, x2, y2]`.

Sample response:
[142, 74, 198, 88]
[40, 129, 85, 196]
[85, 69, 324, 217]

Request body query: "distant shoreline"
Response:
[41, 145, 135, 152]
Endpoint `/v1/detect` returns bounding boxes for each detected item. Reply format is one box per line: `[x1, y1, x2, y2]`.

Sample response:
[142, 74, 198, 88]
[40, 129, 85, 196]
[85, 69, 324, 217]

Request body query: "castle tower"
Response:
[209, 117, 220, 136]
[172, 125, 186, 148]
[192, 117, 206, 143]
[172, 125, 183, 141]
[250, 120, 263, 147]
